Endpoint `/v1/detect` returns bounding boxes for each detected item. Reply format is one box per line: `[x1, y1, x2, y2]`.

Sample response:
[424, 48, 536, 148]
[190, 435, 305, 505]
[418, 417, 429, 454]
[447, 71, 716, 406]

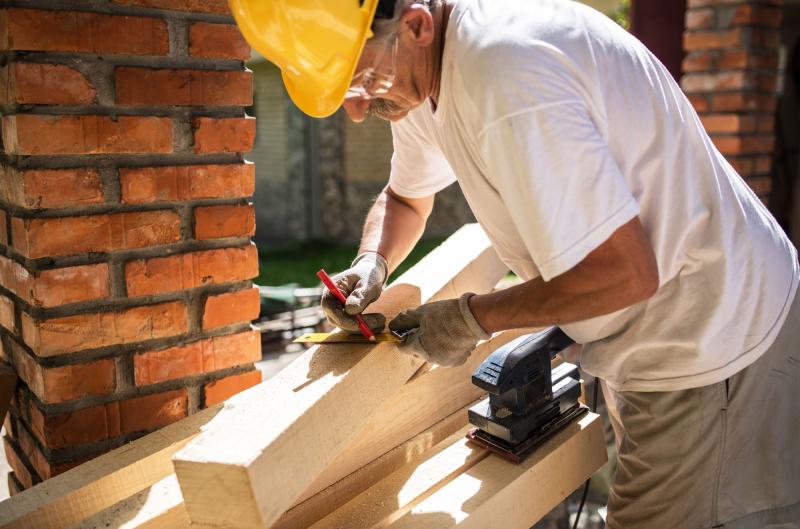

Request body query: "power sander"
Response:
[467, 327, 587, 463]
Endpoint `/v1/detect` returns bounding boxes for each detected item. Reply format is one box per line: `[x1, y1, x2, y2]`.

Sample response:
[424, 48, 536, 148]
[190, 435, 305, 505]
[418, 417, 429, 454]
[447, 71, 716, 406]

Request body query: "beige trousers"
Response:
[602, 292, 800, 529]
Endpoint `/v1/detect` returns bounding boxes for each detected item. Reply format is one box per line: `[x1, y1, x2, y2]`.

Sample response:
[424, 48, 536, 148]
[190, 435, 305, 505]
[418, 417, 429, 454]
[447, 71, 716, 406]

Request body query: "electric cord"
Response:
[571, 378, 600, 529]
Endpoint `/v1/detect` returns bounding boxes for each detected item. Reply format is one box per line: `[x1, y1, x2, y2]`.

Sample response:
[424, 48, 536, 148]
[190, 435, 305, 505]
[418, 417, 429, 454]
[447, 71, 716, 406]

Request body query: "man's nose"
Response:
[343, 97, 370, 123]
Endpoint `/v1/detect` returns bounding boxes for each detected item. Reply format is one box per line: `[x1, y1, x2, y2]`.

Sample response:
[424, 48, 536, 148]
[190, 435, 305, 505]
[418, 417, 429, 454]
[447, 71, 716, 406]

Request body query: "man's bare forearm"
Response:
[358, 187, 433, 274]
[470, 217, 659, 333]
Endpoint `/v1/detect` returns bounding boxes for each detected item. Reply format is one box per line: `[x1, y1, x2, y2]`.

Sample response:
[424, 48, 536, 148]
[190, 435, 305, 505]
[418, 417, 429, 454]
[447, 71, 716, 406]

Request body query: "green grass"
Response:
[256, 238, 447, 287]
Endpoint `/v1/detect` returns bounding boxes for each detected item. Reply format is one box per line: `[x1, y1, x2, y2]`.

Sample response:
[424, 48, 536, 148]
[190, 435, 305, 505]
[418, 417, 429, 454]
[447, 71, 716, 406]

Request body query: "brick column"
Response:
[682, 0, 783, 204]
[0, 1, 261, 492]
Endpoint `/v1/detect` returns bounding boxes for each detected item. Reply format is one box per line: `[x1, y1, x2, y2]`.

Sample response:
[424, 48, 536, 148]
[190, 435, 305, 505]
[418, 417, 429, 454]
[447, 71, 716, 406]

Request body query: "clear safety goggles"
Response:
[346, 35, 398, 100]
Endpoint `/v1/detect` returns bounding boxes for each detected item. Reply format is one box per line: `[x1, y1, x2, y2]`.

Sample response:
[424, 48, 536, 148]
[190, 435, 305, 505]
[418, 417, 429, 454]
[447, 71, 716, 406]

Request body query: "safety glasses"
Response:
[346, 35, 398, 100]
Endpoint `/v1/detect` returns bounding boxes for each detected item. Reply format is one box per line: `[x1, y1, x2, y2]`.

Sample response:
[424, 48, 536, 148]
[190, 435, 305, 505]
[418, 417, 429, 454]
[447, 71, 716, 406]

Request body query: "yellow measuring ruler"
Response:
[293, 332, 402, 344]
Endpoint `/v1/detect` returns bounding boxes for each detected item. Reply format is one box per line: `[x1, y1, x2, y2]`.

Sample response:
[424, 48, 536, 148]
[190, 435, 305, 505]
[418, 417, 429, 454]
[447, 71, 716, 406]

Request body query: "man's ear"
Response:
[400, 4, 435, 47]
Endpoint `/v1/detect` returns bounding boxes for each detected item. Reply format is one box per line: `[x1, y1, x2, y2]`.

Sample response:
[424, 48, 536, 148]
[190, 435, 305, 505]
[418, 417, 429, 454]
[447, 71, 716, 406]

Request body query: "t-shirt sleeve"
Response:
[479, 100, 640, 281]
[388, 114, 457, 198]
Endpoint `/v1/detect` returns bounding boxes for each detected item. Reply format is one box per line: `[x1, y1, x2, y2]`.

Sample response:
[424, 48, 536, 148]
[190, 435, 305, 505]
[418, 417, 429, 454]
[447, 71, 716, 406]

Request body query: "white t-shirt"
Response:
[389, 0, 799, 391]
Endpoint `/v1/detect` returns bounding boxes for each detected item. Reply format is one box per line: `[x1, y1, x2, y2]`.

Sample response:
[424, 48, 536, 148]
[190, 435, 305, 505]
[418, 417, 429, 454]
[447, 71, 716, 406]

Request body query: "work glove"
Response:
[321, 252, 388, 333]
[389, 292, 490, 367]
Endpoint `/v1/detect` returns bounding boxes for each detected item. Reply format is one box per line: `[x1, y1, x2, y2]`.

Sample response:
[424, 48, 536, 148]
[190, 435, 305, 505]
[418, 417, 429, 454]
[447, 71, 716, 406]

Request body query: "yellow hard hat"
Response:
[229, 0, 383, 118]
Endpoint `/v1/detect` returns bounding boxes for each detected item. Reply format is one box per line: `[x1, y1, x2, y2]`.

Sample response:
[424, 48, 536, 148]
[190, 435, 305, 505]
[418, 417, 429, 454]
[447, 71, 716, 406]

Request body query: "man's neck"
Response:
[429, 0, 453, 108]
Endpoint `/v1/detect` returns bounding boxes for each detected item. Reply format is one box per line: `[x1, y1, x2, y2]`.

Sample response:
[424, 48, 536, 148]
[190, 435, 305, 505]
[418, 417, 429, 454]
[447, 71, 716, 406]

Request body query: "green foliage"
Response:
[610, 0, 630, 31]
[256, 238, 447, 287]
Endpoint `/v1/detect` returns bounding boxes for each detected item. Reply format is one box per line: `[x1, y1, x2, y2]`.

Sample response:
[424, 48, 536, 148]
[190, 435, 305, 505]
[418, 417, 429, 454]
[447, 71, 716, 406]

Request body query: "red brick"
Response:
[16, 423, 86, 479]
[134, 330, 260, 385]
[202, 288, 260, 330]
[755, 156, 773, 173]
[734, 5, 782, 28]
[11, 210, 180, 259]
[7, 472, 23, 496]
[3, 436, 37, 488]
[0, 256, 110, 308]
[119, 163, 255, 204]
[685, 8, 714, 30]
[116, 67, 252, 106]
[745, 175, 772, 196]
[0, 210, 7, 246]
[2, 115, 173, 155]
[684, 29, 742, 51]
[125, 244, 258, 297]
[8, 342, 115, 403]
[717, 49, 778, 70]
[21, 300, 188, 357]
[0, 294, 14, 332]
[111, 0, 230, 15]
[687, 94, 710, 113]
[752, 29, 781, 49]
[687, 0, 740, 6]
[7, 62, 95, 105]
[711, 93, 776, 112]
[712, 135, 775, 155]
[194, 204, 255, 240]
[28, 399, 121, 449]
[2, 8, 168, 55]
[119, 389, 188, 434]
[189, 22, 250, 60]
[28, 389, 187, 449]
[5, 167, 103, 209]
[700, 114, 756, 134]
[204, 370, 261, 406]
[757, 74, 777, 93]
[682, 51, 714, 72]
[682, 71, 750, 92]
[727, 157, 755, 174]
[193, 117, 255, 154]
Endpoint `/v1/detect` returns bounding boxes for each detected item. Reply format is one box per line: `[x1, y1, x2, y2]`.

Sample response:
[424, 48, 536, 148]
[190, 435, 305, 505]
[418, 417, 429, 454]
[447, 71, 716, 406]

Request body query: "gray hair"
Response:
[371, 0, 440, 41]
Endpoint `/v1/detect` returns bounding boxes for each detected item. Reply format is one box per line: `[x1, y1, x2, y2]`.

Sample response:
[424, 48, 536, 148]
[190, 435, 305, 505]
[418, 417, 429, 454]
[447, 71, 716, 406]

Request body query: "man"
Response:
[231, 0, 799, 527]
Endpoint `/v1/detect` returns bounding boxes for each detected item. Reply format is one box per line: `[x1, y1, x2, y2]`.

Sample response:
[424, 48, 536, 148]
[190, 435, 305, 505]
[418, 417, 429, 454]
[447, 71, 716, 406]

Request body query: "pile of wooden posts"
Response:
[0, 225, 606, 529]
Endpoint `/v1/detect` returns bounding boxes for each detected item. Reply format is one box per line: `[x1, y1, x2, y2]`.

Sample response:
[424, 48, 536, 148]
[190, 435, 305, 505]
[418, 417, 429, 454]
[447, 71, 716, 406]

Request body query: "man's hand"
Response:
[321, 252, 388, 333]
[389, 293, 490, 366]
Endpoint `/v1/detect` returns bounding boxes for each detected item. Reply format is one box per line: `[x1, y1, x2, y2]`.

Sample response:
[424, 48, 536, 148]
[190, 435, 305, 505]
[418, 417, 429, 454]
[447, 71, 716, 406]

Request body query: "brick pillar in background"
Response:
[682, 0, 784, 204]
[0, 1, 261, 492]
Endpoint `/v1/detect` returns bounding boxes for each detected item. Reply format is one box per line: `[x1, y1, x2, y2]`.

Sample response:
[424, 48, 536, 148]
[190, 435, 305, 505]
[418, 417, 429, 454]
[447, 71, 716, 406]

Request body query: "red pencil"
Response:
[317, 269, 377, 342]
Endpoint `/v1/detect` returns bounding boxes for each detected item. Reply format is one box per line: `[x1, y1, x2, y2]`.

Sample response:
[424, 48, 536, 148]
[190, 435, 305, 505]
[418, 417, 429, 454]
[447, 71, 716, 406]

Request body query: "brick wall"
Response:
[0, 0, 260, 492]
[682, 0, 783, 203]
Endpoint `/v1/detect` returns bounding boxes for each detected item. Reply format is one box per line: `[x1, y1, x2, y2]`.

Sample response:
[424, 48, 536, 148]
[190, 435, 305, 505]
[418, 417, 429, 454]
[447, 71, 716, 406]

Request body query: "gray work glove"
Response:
[320, 252, 388, 333]
[389, 292, 490, 366]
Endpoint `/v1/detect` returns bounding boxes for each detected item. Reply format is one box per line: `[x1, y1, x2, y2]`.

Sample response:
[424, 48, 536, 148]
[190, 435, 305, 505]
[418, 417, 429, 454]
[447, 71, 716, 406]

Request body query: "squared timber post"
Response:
[682, 0, 783, 204]
[0, 0, 259, 492]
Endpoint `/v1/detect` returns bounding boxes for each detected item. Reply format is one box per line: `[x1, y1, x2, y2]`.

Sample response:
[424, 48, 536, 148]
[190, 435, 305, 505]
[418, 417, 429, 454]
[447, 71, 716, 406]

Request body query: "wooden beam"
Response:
[172, 224, 508, 529]
[0, 404, 222, 529]
[385, 413, 606, 529]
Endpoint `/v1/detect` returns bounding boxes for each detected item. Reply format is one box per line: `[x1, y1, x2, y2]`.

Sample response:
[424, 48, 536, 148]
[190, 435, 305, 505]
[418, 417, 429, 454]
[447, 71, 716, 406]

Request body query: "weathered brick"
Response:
[700, 114, 756, 134]
[687, 94, 710, 113]
[116, 67, 252, 106]
[111, 0, 230, 15]
[11, 210, 181, 259]
[204, 370, 261, 406]
[752, 28, 781, 49]
[134, 330, 261, 385]
[194, 204, 255, 240]
[2, 8, 168, 55]
[125, 244, 258, 296]
[734, 5, 782, 28]
[189, 22, 250, 60]
[6, 62, 95, 105]
[685, 8, 714, 30]
[746, 175, 772, 196]
[119, 389, 188, 434]
[0, 255, 110, 308]
[2, 115, 173, 155]
[711, 92, 776, 112]
[684, 28, 742, 51]
[3, 436, 37, 489]
[0, 294, 14, 332]
[119, 163, 255, 204]
[5, 167, 104, 209]
[686, 0, 740, 6]
[193, 117, 255, 154]
[21, 300, 188, 357]
[682, 71, 750, 92]
[728, 157, 755, 175]
[754, 156, 773, 173]
[712, 135, 775, 155]
[28, 389, 187, 449]
[8, 341, 115, 404]
[682, 51, 714, 72]
[202, 288, 260, 330]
